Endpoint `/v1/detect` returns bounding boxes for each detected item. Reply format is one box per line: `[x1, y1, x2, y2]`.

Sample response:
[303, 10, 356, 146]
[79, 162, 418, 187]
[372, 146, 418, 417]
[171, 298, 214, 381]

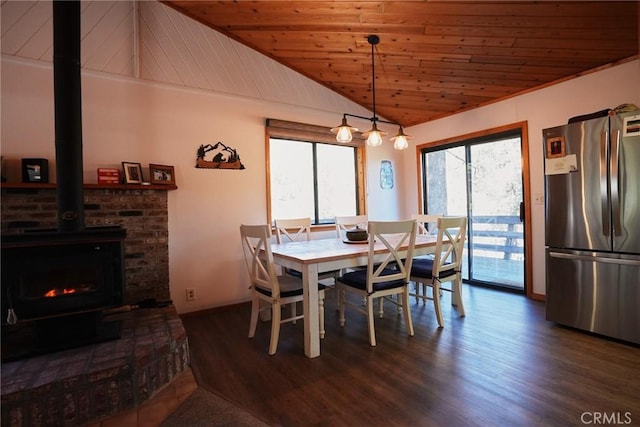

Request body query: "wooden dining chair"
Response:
[412, 213, 442, 236]
[409, 216, 467, 327]
[334, 214, 370, 307]
[240, 224, 326, 355]
[410, 213, 442, 303]
[274, 217, 340, 282]
[336, 219, 417, 347]
[274, 217, 312, 244]
[335, 215, 368, 240]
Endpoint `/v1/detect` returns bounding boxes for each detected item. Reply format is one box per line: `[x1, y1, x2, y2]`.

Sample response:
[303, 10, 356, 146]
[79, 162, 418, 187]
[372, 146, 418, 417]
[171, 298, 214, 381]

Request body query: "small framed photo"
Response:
[149, 164, 175, 185]
[22, 158, 49, 183]
[546, 136, 565, 159]
[122, 162, 143, 184]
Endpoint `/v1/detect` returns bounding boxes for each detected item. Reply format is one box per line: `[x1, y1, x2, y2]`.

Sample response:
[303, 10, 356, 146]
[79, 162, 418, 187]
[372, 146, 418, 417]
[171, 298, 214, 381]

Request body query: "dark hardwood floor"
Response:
[181, 285, 640, 426]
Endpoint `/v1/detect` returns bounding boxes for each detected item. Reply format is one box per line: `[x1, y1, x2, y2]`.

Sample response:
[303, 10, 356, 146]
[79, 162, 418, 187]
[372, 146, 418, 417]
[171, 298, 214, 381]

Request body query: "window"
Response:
[266, 119, 366, 225]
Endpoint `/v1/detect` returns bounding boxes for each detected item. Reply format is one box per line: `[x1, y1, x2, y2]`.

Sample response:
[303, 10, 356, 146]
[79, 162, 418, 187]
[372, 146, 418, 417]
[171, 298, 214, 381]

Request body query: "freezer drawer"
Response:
[545, 249, 640, 344]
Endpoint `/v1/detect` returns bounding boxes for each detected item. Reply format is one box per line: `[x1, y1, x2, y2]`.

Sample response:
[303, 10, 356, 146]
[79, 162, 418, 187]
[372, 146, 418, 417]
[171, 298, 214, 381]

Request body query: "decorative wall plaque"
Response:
[196, 141, 245, 170]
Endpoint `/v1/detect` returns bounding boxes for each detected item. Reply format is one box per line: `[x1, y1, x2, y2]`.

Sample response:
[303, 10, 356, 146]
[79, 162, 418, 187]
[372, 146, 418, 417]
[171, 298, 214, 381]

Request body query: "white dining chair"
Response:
[412, 213, 442, 236]
[410, 213, 442, 303]
[240, 224, 326, 355]
[409, 216, 467, 327]
[274, 217, 312, 244]
[274, 217, 340, 282]
[336, 219, 417, 347]
[335, 214, 368, 240]
[334, 214, 371, 307]
[274, 217, 340, 310]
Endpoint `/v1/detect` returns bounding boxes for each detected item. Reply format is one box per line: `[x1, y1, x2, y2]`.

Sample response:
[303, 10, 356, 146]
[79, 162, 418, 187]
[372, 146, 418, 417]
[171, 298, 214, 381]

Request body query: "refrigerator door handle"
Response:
[600, 130, 610, 236]
[611, 129, 622, 236]
[549, 251, 640, 266]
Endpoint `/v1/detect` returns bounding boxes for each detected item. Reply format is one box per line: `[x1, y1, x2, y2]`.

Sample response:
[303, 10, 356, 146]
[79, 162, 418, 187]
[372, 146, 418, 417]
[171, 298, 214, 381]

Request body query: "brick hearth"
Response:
[1, 305, 189, 426]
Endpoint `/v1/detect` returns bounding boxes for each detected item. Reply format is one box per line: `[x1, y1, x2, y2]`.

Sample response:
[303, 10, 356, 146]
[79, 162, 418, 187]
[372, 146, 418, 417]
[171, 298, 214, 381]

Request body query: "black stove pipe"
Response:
[53, 0, 85, 232]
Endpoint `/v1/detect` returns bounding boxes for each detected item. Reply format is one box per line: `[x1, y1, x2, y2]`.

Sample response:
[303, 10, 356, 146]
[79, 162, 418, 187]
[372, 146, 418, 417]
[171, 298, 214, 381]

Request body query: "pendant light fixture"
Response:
[331, 35, 411, 150]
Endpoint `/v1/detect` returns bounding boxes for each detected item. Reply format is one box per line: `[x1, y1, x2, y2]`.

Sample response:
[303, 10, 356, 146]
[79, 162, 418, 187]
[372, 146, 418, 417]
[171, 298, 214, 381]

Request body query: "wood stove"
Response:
[0, 1, 129, 361]
[2, 228, 125, 320]
[1, 227, 126, 361]
[1, 0, 131, 360]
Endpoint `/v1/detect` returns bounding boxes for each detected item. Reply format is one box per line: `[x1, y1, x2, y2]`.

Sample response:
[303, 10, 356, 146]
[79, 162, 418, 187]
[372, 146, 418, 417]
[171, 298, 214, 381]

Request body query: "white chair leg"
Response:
[249, 296, 260, 338]
[452, 275, 466, 316]
[366, 296, 377, 346]
[319, 292, 326, 339]
[269, 302, 282, 355]
[432, 280, 444, 328]
[291, 302, 297, 324]
[339, 288, 346, 327]
[402, 290, 414, 336]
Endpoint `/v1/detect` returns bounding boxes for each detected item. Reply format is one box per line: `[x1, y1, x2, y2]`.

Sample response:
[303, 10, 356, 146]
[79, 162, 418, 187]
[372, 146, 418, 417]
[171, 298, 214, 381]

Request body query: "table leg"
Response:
[302, 263, 320, 358]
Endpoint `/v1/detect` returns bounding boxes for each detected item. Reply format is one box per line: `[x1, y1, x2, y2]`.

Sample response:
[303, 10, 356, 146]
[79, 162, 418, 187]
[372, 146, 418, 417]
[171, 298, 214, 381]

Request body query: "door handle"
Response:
[611, 129, 621, 236]
[519, 201, 524, 222]
[549, 252, 640, 266]
[600, 130, 610, 236]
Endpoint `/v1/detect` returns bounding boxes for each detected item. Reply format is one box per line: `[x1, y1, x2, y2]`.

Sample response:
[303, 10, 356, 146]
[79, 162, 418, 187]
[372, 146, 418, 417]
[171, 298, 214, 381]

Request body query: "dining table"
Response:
[270, 233, 439, 358]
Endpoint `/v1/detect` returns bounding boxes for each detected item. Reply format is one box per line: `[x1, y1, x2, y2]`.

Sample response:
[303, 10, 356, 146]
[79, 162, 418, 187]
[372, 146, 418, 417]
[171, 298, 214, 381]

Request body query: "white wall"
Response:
[3, 53, 638, 310]
[401, 59, 640, 296]
[1, 56, 402, 313]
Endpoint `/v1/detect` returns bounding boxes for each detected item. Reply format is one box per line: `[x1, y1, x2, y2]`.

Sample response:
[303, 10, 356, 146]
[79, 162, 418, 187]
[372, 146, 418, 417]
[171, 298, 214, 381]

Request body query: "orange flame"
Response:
[44, 288, 77, 297]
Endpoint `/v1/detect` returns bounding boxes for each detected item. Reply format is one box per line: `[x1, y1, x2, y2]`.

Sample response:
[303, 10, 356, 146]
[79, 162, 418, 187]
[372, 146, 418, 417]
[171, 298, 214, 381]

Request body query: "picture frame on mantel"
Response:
[149, 164, 176, 185]
[122, 162, 143, 184]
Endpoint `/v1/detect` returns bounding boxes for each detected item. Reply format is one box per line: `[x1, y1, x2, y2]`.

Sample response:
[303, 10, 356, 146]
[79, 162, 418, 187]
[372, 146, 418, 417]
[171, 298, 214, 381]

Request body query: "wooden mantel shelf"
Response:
[1, 182, 177, 191]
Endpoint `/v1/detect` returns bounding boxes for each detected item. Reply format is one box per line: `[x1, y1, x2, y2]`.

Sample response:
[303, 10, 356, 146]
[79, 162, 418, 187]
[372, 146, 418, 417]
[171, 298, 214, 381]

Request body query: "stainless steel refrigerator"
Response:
[543, 109, 640, 344]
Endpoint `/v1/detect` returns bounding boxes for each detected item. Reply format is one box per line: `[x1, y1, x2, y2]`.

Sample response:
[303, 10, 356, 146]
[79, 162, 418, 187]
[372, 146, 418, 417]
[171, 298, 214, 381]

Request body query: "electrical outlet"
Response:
[534, 193, 545, 205]
[186, 288, 196, 301]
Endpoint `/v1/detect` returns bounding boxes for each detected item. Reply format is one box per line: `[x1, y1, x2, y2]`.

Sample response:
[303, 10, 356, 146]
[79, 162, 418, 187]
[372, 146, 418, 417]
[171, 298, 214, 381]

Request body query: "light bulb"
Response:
[335, 126, 353, 143]
[391, 126, 411, 150]
[331, 116, 358, 143]
[363, 122, 386, 147]
[392, 135, 409, 150]
[366, 131, 383, 147]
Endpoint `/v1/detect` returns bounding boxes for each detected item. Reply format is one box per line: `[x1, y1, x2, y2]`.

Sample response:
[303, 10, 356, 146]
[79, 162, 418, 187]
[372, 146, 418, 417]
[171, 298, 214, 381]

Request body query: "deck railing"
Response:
[469, 215, 523, 260]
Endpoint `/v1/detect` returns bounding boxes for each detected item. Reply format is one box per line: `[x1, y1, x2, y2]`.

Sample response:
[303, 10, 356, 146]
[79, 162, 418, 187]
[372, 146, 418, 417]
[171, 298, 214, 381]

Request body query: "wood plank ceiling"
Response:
[162, 1, 638, 127]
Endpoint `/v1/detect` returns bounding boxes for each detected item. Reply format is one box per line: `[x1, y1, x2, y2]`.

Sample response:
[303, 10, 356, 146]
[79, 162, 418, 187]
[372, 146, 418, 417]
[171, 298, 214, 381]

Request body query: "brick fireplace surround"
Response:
[1, 186, 173, 304]
[1, 186, 190, 426]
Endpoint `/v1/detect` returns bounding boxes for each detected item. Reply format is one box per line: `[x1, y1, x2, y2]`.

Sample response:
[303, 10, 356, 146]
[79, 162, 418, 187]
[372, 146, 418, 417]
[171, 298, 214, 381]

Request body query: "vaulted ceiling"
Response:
[162, 1, 639, 127]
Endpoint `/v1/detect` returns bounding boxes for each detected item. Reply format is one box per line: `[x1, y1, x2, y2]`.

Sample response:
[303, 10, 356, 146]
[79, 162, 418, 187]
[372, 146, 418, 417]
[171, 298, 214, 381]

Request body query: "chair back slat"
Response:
[274, 217, 312, 243]
[240, 224, 280, 298]
[335, 215, 368, 239]
[432, 217, 467, 278]
[412, 213, 442, 236]
[366, 220, 417, 292]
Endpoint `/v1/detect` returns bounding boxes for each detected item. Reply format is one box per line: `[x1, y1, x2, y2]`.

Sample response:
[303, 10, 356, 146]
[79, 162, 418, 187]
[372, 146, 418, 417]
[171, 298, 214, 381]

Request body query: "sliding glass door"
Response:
[422, 130, 525, 291]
